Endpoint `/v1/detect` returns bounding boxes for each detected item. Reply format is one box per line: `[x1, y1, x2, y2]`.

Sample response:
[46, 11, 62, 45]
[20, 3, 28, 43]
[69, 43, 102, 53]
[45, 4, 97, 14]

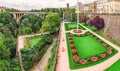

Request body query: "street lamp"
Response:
[75, 0, 80, 31]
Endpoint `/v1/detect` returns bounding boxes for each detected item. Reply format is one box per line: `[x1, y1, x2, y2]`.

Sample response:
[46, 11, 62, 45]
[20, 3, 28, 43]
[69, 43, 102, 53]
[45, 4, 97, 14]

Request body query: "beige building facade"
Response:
[0, 7, 6, 12]
[83, 2, 97, 13]
[97, 0, 120, 14]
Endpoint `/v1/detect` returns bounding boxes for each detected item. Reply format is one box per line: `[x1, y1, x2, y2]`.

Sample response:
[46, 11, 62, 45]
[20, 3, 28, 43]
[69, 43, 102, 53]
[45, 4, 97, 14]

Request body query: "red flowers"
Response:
[73, 29, 82, 33]
[91, 56, 98, 61]
[100, 53, 106, 58]
[80, 59, 87, 64]
[72, 49, 76, 53]
[108, 50, 112, 55]
[70, 43, 74, 47]
[73, 55, 79, 61]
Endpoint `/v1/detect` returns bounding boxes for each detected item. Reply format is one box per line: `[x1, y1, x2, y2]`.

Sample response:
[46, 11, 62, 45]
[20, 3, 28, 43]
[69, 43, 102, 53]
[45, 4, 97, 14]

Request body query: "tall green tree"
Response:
[40, 12, 61, 34]
[0, 33, 11, 71]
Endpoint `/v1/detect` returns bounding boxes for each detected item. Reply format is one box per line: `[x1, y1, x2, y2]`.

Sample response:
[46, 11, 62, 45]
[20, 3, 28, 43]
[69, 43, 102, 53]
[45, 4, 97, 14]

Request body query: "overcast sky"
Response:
[0, 0, 96, 10]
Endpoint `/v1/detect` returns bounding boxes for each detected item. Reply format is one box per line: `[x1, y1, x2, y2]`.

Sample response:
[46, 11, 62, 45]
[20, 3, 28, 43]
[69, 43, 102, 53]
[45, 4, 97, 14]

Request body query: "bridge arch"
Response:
[19, 14, 44, 23]
[10, 12, 46, 23]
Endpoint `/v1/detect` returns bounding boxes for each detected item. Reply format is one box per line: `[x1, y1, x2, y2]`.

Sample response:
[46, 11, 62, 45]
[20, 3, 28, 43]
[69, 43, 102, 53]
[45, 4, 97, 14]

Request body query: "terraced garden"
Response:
[65, 23, 118, 69]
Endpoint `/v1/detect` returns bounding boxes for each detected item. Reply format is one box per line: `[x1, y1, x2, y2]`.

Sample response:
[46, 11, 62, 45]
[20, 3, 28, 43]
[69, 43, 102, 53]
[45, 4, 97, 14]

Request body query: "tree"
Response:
[40, 13, 61, 34]
[0, 33, 11, 71]
[19, 14, 43, 33]
[89, 16, 105, 30]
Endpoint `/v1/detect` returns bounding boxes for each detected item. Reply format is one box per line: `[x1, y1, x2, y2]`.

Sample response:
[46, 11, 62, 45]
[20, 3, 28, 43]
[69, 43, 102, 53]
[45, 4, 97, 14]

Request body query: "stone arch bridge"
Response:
[10, 12, 46, 23]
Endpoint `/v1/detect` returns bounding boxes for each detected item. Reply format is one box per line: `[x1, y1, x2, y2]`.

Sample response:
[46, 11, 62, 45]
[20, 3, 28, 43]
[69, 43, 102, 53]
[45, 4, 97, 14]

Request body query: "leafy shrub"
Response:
[89, 16, 104, 30]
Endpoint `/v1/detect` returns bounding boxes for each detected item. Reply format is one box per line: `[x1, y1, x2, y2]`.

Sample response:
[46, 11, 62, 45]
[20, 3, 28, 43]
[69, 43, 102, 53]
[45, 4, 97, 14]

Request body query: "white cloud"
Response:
[0, 0, 96, 10]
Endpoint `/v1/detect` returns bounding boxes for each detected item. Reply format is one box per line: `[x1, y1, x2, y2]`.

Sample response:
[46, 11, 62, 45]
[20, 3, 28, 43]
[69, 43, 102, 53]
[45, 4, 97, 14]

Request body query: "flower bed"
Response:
[73, 29, 82, 33]
[100, 53, 106, 58]
[80, 59, 87, 64]
[68, 33, 115, 65]
[91, 56, 98, 62]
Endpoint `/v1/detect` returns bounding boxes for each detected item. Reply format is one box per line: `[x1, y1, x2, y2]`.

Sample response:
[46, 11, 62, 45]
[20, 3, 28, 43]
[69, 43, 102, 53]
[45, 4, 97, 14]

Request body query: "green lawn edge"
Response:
[104, 59, 120, 71]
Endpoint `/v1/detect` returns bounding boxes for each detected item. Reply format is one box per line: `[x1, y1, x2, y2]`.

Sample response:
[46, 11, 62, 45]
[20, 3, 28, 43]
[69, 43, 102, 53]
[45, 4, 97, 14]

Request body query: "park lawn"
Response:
[104, 59, 120, 71]
[67, 24, 77, 29]
[66, 23, 85, 30]
[80, 22, 97, 31]
[72, 35, 108, 59]
[29, 37, 41, 47]
[66, 33, 118, 69]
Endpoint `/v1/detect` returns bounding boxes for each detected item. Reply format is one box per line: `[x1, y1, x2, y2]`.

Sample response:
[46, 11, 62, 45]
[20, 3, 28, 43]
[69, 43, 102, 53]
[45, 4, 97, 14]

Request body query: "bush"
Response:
[10, 57, 21, 71]
[46, 39, 58, 71]
[21, 34, 52, 70]
[89, 16, 104, 30]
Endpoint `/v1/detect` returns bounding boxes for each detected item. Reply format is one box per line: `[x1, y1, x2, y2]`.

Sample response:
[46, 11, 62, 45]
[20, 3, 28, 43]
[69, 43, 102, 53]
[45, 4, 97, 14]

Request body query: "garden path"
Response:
[17, 32, 48, 71]
[56, 22, 120, 71]
[29, 36, 57, 71]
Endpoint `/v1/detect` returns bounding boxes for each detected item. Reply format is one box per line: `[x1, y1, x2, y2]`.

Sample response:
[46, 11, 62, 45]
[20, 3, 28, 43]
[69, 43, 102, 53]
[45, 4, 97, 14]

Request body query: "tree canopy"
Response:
[40, 12, 61, 34]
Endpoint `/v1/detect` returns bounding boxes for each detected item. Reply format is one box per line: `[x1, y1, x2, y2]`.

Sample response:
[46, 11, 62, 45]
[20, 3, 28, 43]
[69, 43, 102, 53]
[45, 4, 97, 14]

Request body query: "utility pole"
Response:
[75, 0, 80, 31]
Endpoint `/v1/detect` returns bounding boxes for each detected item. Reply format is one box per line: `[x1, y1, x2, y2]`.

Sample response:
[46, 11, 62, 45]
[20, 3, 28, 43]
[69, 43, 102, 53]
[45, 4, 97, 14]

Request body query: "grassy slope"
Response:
[104, 59, 120, 71]
[72, 35, 107, 59]
[29, 38, 41, 47]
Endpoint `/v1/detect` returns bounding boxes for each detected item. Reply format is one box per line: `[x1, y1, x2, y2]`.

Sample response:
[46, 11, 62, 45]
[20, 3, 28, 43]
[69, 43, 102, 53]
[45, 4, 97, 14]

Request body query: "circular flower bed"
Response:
[91, 56, 98, 61]
[73, 29, 82, 33]
[80, 59, 87, 64]
[100, 53, 106, 58]
[73, 55, 79, 61]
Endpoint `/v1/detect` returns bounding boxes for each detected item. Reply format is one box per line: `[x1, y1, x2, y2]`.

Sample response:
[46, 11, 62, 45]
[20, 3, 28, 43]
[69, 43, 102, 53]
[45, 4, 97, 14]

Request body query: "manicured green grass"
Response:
[66, 33, 118, 69]
[67, 24, 77, 29]
[29, 37, 41, 47]
[80, 23, 97, 31]
[72, 35, 108, 59]
[104, 59, 120, 71]
[65, 23, 85, 31]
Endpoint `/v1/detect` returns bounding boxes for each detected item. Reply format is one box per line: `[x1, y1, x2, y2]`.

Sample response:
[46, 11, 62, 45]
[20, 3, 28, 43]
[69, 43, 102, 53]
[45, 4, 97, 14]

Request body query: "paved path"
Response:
[56, 22, 120, 71]
[17, 32, 48, 71]
[56, 22, 70, 71]
[29, 37, 57, 71]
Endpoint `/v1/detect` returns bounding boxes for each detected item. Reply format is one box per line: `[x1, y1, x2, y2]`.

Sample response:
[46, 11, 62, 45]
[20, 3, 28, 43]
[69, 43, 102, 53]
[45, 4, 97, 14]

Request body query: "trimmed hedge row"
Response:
[21, 34, 52, 70]
[46, 38, 59, 71]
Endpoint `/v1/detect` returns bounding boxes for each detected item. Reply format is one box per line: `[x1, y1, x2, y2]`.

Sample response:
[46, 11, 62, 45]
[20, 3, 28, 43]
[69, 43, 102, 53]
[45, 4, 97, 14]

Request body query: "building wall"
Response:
[100, 15, 120, 42]
[96, 0, 120, 14]
[0, 7, 6, 12]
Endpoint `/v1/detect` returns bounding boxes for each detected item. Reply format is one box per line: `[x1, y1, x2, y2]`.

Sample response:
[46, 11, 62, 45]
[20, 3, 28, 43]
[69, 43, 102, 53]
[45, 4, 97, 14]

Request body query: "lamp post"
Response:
[75, 0, 80, 31]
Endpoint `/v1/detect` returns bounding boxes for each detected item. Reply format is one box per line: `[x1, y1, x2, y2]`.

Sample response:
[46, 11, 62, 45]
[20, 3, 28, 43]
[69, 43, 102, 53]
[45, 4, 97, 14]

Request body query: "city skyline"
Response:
[0, 0, 96, 10]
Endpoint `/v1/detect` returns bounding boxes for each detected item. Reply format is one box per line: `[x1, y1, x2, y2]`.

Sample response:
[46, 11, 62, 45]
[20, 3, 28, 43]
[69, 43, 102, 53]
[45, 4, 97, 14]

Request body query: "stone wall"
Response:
[100, 15, 120, 42]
